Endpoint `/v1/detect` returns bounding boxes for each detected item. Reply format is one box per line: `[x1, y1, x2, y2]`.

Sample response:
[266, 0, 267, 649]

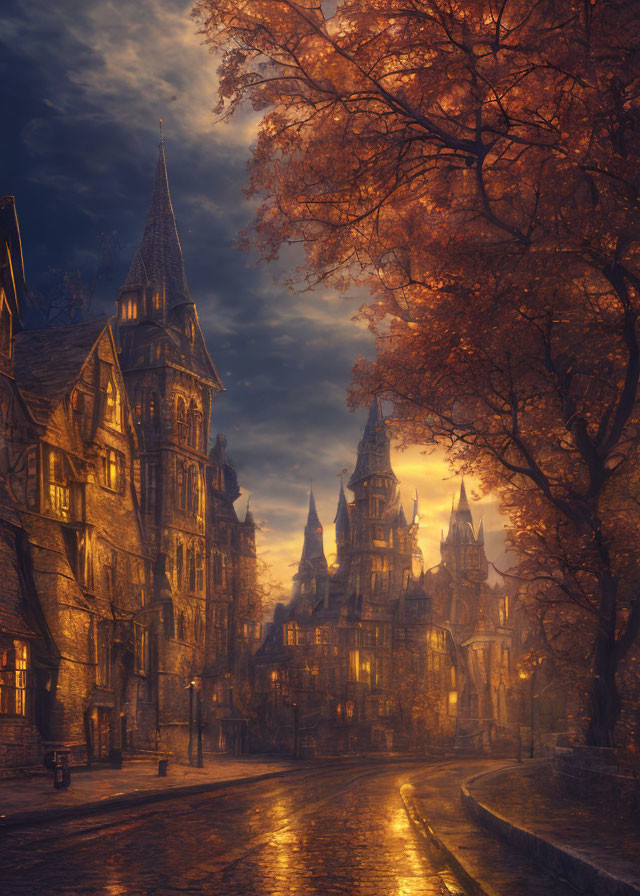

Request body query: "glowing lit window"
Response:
[48, 449, 69, 519]
[121, 296, 138, 321]
[104, 378, 121, 430]
[0, 640, 28, 716]
[103, 448, 124, 492]
[134, 623, 149, 676]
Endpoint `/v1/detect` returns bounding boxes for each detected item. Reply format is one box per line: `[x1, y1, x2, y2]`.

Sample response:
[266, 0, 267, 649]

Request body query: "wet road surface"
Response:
[1, 763, 464, 896]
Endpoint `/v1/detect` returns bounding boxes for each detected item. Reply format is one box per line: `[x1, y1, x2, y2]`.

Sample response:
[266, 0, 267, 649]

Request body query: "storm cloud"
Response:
[0, 0, 509, 603]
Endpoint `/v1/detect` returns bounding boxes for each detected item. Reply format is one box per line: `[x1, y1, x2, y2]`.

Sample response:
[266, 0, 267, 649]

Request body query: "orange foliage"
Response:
[195, 0, 640, 746]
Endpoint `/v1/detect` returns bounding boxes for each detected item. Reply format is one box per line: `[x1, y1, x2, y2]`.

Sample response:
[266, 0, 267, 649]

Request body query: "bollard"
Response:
[53, 750, 71, 789]
[158, 758, 169, 777]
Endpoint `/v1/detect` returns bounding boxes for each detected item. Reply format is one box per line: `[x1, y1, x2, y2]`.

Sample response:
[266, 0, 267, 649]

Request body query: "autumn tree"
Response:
[195, 0, 640, 746]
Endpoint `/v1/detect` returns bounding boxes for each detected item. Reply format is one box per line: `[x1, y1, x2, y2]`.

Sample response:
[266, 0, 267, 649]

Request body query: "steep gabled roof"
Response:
[13, 318, 108, 424]
[123, 141, 192, 309]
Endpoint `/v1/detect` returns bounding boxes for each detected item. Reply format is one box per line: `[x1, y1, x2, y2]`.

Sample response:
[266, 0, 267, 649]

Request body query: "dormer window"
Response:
[104, 377, 122, 431]
[47, 448, 69, 520]
[121, 296, 138, 321]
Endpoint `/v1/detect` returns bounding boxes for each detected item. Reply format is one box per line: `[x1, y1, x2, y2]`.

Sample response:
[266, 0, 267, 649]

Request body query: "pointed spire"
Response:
[456, 478, 473, 523]
[412, 488, 419, 526]
[308, 487, 320, 527]
[334, 480, 349, 528]
[244, 498, 255, 527]
[348, 397, 397, 489]
[299, 488, 327, 572]
[123, 136, 192, 309]
[365, 396, 384, 434]
[397, 496, 408, 527]
[477, 518, 485, 545]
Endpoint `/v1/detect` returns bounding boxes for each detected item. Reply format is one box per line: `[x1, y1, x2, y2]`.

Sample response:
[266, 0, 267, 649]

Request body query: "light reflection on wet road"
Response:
[1, 764, 462, 896]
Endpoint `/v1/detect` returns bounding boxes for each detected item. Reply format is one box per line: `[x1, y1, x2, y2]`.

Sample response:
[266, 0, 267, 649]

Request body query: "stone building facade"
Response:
[254, 401, 459, 754]
[0, 141, 261, 772]
[255, 401, 522, 755]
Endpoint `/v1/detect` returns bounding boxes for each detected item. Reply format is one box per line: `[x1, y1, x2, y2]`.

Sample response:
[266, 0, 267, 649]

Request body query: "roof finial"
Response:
[159, 118, 164, 146]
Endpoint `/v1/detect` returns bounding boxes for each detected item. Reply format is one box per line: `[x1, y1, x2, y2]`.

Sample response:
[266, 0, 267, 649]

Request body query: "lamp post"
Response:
[518, 657, 542, 760]
[292, 701, 300, 759]
[196, 682, 203, 768]
[187, 676, 203, 767]
[188, 679, 195, 766]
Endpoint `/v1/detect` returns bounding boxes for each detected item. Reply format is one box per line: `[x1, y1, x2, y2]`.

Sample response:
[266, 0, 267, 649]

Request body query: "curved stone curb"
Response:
[400, 783, 493, 896]
[461, 768, 640, 896]
[0, 768, 304, 831]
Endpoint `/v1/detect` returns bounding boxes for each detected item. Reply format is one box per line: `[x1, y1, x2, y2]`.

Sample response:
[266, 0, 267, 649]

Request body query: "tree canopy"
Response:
[195, 0, 640, 746]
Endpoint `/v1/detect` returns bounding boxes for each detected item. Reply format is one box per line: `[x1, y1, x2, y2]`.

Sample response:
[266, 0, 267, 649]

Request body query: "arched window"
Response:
[187, 466, 200, 515]
[187, 547, 196, 592]
[120, 295, 138, 321]
[195, 549, 204, 592]
[187, 401, 199, 450]
[104, 377, 121, 430]
[176, 540, 183, 588]
[176, 462, 187, 510]
[176, 397, 187, 444]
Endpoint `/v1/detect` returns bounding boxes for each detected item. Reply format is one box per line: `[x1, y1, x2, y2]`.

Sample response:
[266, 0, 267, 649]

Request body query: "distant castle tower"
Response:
[292, 489, 329, 606]
[344, 398, 415, 602]
[440, 480, 488, 582]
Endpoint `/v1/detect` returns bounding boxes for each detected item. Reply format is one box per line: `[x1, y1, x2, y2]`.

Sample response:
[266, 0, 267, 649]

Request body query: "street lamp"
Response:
[518, 657, 542, 759]
[187, 677, 204, 768]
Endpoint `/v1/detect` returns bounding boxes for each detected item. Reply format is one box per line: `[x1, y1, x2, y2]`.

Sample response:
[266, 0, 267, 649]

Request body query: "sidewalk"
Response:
[0, 755, 303, 829]
[464, 760, 640, 896]
[404, 760, 610, 896]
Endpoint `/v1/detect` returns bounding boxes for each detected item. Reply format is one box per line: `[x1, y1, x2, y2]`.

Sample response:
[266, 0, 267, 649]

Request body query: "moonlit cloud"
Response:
[0, 0, 509, 610]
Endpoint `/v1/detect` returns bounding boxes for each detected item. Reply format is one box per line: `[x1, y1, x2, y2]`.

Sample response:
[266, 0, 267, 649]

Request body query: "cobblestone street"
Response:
[1, 764, 463, 896]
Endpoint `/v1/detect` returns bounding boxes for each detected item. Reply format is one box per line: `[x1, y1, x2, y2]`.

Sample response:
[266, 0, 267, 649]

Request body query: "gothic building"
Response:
[0, 141, 261, 772]
[255, 400, 524, 755]
[253, 400, 458, 754]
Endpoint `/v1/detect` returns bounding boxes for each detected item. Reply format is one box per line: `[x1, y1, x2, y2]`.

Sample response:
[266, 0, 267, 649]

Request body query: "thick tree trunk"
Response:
[586, 577, 620, 747]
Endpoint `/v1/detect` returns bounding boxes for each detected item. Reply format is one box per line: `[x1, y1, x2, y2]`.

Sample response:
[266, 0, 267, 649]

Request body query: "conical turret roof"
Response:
[334, 481, 350, 532]
[299, 488, 327, 572]
[123, 139, 192, 308]
[443, 479, 478, 544]
[456, 479, 473, 525]
[348, 398, 397, 488]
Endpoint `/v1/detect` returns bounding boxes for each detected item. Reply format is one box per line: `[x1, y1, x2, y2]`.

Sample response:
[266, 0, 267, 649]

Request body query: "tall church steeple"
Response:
[121, 136, 192, 319]
[299, 489, 327, 575]
[334, 480, 350, 568]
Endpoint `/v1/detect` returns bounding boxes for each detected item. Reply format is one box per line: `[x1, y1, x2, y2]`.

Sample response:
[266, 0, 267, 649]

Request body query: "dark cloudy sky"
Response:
[0, 0, 508, 600]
